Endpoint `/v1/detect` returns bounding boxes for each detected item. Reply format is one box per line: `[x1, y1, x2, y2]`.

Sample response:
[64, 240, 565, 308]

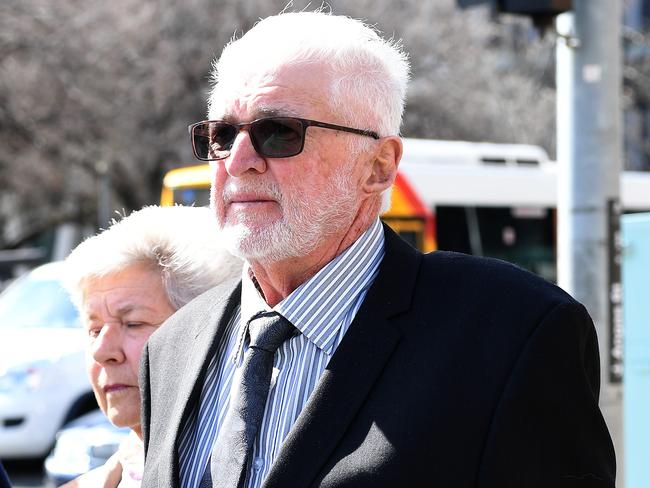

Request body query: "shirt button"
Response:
[253, 457, 264, 471]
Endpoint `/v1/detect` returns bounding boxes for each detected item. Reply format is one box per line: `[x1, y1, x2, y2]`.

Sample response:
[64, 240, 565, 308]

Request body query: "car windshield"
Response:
[0, 272, 80, 329]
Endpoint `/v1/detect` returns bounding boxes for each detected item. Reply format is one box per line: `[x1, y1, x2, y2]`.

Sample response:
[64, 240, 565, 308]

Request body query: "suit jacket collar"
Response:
[262, 224, 422, 487]
[165, 279, 242, 486]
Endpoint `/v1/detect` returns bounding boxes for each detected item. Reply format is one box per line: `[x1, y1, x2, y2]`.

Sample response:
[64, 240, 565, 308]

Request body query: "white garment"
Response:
[117, 431, 144, 488]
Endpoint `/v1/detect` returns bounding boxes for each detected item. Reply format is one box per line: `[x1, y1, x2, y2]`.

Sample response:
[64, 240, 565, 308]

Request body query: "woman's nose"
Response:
[91, 323, 126, 364]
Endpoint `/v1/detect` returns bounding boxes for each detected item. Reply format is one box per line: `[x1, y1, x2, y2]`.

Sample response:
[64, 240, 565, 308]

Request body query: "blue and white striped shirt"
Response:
[177, 219, 385, 488]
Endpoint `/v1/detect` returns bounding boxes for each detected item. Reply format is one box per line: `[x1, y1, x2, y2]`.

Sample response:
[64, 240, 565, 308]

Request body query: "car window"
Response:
[0, 274, 80, 329]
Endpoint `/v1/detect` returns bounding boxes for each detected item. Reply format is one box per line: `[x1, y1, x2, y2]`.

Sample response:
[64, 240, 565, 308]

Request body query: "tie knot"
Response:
[247, 311, 295, 353]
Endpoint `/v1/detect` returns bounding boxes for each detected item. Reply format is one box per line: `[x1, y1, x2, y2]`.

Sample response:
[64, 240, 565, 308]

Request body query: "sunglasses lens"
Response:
[190, 118, 306, 160]
[252, 118, 304, 158]
[192, 122, 237, 160]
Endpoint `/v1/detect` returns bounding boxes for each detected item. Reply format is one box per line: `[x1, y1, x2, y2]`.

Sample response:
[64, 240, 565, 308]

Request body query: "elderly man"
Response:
[141, 11, 616, 488]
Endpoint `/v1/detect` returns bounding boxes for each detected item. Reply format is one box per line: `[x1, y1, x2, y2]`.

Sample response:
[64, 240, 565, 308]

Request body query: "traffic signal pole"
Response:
[556, 1, 623, 485]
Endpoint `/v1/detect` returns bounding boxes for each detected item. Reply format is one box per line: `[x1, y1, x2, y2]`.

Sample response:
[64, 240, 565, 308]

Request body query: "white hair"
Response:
[63, 205, 242, 311]
[208, 11, 409, 215]
[210, 11, 409, 135]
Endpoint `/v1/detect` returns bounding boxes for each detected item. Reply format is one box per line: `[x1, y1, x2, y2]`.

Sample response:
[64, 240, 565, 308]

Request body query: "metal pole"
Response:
[556, 1, 623, 485]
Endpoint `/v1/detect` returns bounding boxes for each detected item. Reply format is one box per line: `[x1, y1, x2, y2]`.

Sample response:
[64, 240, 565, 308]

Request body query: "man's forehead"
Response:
[210, 103, 304, 122]
[208, 63, 332, 121]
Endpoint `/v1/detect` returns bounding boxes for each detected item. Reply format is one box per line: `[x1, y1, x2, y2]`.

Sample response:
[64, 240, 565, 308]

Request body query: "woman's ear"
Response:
[362, 136, 403, 195]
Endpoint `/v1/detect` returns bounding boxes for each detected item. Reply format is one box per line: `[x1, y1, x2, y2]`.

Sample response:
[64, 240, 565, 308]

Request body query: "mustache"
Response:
[220, 179, 283, 202]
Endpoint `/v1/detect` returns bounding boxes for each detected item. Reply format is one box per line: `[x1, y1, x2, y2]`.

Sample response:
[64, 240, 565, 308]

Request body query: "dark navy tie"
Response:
[201, 311, 295, 488]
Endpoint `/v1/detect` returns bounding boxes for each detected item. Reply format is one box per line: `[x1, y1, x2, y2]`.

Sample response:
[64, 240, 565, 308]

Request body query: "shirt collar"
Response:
[231, 267, 272, 363]
[237, 218, 385, 357]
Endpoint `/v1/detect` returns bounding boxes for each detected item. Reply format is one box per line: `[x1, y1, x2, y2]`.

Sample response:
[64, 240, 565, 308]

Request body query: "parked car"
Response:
[0, 262, 96, 459]
[44, 409, 130, 485]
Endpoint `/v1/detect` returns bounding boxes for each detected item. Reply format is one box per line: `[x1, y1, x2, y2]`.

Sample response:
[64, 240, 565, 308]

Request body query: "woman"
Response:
[61, 205, 241, 487]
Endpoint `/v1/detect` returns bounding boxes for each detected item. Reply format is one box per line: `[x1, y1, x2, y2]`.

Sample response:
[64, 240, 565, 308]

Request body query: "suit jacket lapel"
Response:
[263, 226, 422, 488]
[163, 281, 242, 486]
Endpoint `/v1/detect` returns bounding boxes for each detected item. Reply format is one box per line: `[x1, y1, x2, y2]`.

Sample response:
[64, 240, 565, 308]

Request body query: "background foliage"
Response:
[0, 0, 560, 248]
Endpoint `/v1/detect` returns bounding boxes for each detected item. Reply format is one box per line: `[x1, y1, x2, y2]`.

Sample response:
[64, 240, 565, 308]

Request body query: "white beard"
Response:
[212, 165, 359, 262]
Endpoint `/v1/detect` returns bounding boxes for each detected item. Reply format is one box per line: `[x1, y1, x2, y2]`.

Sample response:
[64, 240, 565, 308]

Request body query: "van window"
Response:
[0, 275, 79, 329]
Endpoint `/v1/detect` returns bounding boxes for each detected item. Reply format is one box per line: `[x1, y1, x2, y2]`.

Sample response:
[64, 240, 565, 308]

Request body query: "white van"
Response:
[0, 262, 95, 458]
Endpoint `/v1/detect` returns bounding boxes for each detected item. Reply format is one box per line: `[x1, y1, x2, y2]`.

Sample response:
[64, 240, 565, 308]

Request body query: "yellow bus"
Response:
[161, 164, 436, 253]
[164, 137, 625, 281]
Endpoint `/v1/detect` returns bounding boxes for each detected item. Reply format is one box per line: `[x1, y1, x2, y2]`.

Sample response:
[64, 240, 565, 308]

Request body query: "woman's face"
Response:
[81, 263, 176, 436]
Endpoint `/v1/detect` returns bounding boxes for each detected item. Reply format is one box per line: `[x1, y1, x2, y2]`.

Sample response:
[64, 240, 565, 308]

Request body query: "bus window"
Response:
[436, 205, 556, 282]
[173, 188, 210, 207]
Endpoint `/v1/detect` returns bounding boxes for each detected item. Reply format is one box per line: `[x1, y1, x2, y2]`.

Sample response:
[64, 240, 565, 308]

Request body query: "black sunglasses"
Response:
[188, 116, 380, 161]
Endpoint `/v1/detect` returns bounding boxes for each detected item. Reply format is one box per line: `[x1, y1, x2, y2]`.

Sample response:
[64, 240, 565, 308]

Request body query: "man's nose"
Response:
[224, 130, 267, 177]
[91, 324, 126, 364]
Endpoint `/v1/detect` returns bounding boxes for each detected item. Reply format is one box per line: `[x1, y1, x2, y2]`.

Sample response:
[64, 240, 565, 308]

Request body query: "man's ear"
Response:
[362, 136, 403, 195]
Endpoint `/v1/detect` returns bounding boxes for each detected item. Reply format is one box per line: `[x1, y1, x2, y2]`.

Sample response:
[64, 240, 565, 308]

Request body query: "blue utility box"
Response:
[623, 213, 650, 488]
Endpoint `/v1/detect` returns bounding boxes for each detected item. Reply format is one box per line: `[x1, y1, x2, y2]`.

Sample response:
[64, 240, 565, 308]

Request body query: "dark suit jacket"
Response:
[140, 225, 616, 487]
[0, 461, 11, 488]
